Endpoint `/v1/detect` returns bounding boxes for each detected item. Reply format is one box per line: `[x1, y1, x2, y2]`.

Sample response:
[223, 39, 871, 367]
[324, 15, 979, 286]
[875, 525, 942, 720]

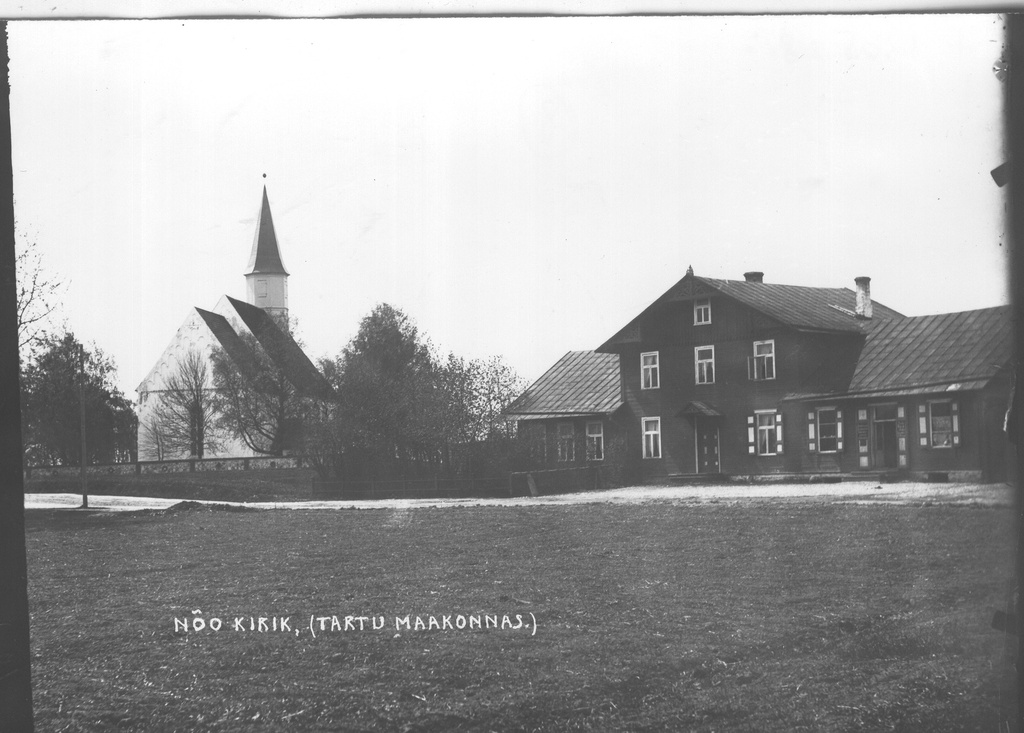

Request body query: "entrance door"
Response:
[872, 405, 898, 469]
[696, 419, 720, 474]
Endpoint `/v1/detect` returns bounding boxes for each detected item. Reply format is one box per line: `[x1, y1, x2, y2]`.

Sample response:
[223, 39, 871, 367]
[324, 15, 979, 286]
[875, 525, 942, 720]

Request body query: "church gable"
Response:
[136, 186, 329, 462]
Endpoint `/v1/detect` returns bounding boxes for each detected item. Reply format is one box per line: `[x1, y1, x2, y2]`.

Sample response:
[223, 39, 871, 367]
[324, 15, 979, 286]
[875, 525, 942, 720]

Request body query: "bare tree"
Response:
[16, 235, 65, 352]
[151, 349, 223, 459]
[139, 418, 166, 462]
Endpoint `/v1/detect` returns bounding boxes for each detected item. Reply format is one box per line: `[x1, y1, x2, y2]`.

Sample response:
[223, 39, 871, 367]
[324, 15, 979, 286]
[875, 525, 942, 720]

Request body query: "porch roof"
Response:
[679, 400, 723, 417]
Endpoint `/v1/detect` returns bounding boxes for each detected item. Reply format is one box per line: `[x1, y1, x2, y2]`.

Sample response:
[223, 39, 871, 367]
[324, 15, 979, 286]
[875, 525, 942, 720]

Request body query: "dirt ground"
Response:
[25, 480, 1014, 511]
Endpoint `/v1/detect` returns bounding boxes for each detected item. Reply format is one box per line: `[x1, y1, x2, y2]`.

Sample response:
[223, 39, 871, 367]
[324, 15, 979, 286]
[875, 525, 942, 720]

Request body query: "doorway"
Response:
[871, 404, 899, 469]
[695, 419, 720, 474]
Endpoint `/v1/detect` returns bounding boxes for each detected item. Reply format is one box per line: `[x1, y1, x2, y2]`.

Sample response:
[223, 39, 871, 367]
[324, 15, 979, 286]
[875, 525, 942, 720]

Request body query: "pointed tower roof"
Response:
[245, 186, 289, 276]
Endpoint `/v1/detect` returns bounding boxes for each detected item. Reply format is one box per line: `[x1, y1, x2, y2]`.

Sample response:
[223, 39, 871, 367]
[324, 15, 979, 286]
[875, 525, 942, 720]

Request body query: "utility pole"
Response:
[79, 342, 88, 509]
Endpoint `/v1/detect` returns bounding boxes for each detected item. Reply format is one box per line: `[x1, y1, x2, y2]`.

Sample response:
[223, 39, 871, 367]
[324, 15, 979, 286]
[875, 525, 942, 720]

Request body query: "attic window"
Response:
[694, 300, 711, 325]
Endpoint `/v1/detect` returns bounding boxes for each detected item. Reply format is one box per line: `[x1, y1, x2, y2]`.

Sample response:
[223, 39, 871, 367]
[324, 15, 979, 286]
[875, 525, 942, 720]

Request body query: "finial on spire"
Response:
[686, 265, 694, 276]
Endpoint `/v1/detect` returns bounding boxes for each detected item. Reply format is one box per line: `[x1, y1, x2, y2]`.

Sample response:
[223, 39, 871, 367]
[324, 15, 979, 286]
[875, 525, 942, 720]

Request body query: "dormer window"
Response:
[694, 299, 711, 325]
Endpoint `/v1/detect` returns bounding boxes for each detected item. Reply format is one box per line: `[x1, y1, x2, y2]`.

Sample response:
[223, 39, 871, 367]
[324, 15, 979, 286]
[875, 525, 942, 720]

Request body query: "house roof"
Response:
[505, 351, 622, 418]
[599, 272, 903, 350]
[245, 186, 289, 276]
[223, 297, 334, 400]
[846, 305, 1012, 394]
[783, 305, 1013, 401]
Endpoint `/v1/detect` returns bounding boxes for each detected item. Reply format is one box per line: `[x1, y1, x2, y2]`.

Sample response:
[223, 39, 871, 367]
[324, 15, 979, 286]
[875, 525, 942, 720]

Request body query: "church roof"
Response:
[223, 297, 334, 400]
[194, 308, 260, 379]
[244, 186, 289, 276]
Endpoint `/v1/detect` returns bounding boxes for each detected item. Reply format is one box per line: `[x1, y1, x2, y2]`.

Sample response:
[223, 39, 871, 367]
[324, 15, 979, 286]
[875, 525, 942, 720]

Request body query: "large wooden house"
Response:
[508, 269, 1014, 483]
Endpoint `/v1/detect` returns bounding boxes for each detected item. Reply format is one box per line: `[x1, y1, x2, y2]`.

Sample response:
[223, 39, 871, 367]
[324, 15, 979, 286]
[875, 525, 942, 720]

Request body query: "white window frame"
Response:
[586, 421, 604, 461]
[755, 411, 781, 456]
[816, 407, 841, 453]
[694, 299, 711, 325]
[557, 422, 575, 462]
[749, 340, 776, 381]
[642, 417, 662, 459]
[928, 401, 955, 449]
[695, 345, 715, 385]
[641, 351, 660, 390]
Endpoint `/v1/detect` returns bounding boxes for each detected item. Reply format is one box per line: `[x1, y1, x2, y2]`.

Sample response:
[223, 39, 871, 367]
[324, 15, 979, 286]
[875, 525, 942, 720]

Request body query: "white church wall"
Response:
[136, 306, 255, 461]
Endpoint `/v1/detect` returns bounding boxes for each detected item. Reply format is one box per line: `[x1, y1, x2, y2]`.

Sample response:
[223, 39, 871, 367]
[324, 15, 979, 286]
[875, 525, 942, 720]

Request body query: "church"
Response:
[135, 187, 332, 461]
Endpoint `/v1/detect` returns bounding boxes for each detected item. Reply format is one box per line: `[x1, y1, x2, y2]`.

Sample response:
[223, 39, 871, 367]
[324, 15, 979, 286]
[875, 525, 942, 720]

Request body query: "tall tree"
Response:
[149, 349, 223, 459]
[335, 303, 440, 476]
[20, 332, 137, 466]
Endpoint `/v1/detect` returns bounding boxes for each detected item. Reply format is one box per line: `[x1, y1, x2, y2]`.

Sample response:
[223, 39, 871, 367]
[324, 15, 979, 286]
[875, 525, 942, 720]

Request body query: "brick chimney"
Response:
[743, 271, 764, 283]
[854, 276, 872, 319]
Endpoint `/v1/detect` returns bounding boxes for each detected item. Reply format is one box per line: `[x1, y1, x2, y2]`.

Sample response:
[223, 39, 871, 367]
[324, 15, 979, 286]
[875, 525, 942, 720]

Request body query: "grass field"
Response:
[26, 501, 1017, 732]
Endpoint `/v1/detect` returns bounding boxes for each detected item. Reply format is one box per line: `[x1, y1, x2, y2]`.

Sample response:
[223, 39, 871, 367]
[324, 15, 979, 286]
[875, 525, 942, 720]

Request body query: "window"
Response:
[748, 411, 783, 455]
[929, 401, 954, 448]
[695, 346, 715, 384]
[748, 340, 776, 381]
[816, 408, 841, 453]
[642, 417, 661, 459]
[256, 279, 268, 298]
[557, 423, 575, 462]
[641, 352, 660, 390]
[694, 299, 711, 325]
[530, 424, 547, 463]
[586, 421, 604, 461]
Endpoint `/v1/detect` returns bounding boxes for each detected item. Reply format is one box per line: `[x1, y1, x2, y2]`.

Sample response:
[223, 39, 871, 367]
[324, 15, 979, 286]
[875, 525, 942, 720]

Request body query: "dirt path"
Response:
[25, 481, 1014, 512]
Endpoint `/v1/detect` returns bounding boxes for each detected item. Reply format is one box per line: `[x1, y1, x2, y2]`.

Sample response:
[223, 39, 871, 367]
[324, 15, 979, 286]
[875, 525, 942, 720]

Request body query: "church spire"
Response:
[244, 186, 289, 320]
[245, 186, 289, 276]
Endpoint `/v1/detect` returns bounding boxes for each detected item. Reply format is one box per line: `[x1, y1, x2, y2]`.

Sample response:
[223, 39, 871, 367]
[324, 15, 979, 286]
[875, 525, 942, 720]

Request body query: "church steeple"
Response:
[244, 186, 289, 321]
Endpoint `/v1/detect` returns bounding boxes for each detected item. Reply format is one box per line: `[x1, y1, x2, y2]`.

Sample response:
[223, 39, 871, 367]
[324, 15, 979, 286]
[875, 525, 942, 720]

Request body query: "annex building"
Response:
[507, 269, 1014, 482]
[136, 187, 332, 461]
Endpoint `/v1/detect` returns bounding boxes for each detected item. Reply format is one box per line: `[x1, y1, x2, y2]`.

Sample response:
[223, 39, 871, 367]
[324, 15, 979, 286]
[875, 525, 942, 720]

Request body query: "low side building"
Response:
[505, 350, 626, 472]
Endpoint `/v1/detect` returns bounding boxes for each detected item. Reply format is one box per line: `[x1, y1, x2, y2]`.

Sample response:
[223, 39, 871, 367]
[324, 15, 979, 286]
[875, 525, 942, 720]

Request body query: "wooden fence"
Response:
[24, 455, 308, 480]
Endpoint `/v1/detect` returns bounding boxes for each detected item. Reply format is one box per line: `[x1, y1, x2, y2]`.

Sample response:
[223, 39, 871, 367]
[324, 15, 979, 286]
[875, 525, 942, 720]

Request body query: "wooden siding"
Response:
[614, 296, 870, 480]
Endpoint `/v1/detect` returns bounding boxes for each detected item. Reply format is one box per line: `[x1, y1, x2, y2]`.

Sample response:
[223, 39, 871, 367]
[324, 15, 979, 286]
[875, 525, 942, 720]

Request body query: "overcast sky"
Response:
[8, 14, 1010, 396]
